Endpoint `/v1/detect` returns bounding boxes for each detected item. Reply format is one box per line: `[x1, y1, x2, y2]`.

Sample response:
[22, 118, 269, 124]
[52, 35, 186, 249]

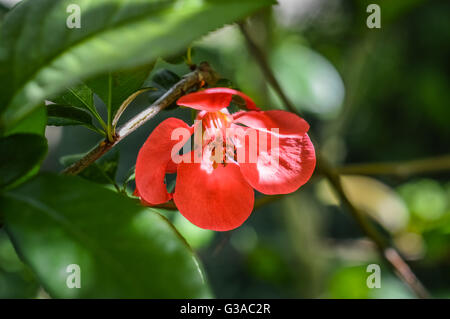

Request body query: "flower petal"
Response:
[173, 160, 254, 231]
[233, 110, 310, 136]
[135, 118, 192, 205]
[177, 87, 258, 111]
[133, 187, 156, 206]
[237, 131, 316, 195]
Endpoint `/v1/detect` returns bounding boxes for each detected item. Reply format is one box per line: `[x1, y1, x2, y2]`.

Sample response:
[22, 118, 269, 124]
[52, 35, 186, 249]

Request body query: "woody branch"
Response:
[62, 62, 218, 176]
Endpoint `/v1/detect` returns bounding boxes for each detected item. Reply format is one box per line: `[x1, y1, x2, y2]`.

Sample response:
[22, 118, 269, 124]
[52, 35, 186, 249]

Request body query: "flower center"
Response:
[199, 111, 235, 169]
[201, 111, 232, 131]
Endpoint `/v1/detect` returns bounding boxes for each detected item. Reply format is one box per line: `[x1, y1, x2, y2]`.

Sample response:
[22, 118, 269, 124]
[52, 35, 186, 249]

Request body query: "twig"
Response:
[213, 231, 232, 256]
[63, 62, 218, 175]
[238, 23, 297, 115]
[254, 195, 283, 210]
[112, 87, 155, 129]
[336, 154, 450, 177]
[239, 21, 430, 298]
[319, 156, 430, 298]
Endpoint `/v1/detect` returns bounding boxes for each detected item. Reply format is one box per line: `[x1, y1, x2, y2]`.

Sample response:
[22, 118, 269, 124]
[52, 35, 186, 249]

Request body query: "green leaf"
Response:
[122, 165, 136, 191]
[47, 104, 92, 126]
[4, 104, 47, 137]
[0, 230, 39, 298]
[60, 150, 120, 186]
[0, 134, 47, 190]
[0, 267, 38, 298]
[0, 0, 275, 132]
[1, 173, 211, 298]
[0, 4, 9, 25]
[147, 69, 181, 109]
[172, 214, 214, 250]
[1, 106, 47, 190]
[270, 40, 345, 118]
[151, 68, 181, 90]
[50, 84, 94, 113]
[85, 64, 154, 127]
[46, 104, 101, 134]
[329, 265, 370, 299]
[49, 84, 106, 129]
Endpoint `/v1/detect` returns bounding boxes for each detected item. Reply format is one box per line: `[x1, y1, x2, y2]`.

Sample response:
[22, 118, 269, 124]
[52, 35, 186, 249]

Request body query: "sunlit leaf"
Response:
[172, 213, 214, 250]
[270, 40, 345, 118]
[2, 173, 211, 298]
[0, 0, 275, 132]
[329, 265, 370, 299]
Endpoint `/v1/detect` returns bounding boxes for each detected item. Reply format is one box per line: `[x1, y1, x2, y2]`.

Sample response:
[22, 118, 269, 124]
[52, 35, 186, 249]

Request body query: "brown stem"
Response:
[238, 23, 298, 115]
[239, 21, 430, 298]
[336, 154, 450, 177]
[63, 62, 218, 175]
[319, 156, 430, 298]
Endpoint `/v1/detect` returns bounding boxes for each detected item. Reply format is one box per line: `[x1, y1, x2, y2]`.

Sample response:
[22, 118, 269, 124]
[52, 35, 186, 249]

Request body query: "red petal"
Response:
[173, 160, 254, 231]
[177, 88, 258, 111]
[133, 187, 156, 206]
[233, 110, 309, 136]
[237, 131, 316, 195]
[230, 110, 315, 195]
[135, 118, 192, 205]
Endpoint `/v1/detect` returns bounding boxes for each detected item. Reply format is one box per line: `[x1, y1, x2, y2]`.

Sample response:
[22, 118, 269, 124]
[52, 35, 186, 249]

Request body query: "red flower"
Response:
[135, 88, 316, 231]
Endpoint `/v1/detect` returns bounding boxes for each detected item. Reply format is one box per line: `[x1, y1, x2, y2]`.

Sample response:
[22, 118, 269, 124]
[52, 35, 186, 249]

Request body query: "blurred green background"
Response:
[1, 0, 449, 298]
